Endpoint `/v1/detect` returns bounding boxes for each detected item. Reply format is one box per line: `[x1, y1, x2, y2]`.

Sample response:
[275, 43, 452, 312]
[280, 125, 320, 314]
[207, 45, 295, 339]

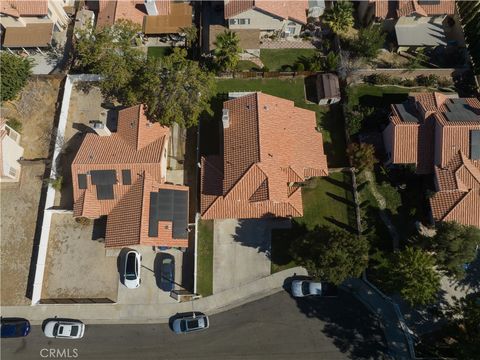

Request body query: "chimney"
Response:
[222, 109, 230, 128]
[89, 121, 111, 136]
[144, 0, 158, 15]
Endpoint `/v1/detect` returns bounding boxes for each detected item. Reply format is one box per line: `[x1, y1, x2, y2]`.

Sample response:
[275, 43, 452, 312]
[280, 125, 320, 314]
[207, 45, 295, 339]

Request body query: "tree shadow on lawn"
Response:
[457, 252, 480, 292]
[293, 291, 388, 359]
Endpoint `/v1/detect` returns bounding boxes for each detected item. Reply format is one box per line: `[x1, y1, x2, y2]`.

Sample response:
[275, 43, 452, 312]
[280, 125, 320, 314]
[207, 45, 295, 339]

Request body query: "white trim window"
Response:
[229, 18, 251, 25]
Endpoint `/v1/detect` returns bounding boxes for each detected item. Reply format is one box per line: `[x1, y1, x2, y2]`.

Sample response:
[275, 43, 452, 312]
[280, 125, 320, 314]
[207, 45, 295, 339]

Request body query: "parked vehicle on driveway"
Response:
[124, 250, 141, 289]
[1, 318, 31, 338]
[43, 320, 85, 339]
[172, 313, 209, 334]
[291, 280, 338, 298]
[160, 254, 175, 292]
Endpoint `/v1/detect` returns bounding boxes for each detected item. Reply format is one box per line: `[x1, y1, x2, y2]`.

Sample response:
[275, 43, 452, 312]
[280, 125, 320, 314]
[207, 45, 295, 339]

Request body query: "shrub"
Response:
[437, 77, 453, 87]
[400, 78, 417, 87]
[364, 73, 392, 85]
[44, 176, 63, 191]
[294, 62, 305, 71]
[416, 74, 439, 87]
[6, 118, 22, 133]
[1, 53, 33, 101]
[262, 66, 270, 72]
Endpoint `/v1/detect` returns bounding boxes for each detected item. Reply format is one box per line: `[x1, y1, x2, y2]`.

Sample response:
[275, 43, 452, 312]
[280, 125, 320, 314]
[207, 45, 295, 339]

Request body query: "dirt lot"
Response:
[42, 214, 118, 300]
[1, 76, 63, 159]
[0, 76, 62, 305]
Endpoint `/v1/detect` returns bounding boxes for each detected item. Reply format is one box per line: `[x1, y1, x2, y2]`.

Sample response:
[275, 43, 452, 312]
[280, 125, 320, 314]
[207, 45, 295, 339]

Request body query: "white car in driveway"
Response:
[124, 250, 141, 289]
[291, 280, 338, 298]
[43, 320, 85, 339]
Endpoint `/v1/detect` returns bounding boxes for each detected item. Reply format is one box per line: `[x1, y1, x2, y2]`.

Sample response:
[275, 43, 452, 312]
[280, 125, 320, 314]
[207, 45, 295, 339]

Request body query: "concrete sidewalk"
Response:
[342, 278, 412, 360]
[0, 267, 307, 325]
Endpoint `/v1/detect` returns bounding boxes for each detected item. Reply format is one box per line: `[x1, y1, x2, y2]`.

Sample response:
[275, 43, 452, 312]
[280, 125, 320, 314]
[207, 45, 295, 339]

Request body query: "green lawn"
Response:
[215, 78, 347, 167]
[147, 47, 172, 59]
[346, 84, 414, 109]
[271, 171, 356, 273]
[196, 219, 214, 296]
[236, 60, 259, 71]
[260, 49, 316, 71]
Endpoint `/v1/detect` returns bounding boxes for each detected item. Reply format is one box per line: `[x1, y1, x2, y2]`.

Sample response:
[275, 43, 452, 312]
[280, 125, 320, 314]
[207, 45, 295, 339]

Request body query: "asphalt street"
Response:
[1, 291, 387, 360]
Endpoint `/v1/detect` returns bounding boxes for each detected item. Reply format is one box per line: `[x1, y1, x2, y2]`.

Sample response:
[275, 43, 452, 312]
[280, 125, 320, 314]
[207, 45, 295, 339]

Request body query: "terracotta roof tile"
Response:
[72, 104, 189, 248]
[0, 0, 48, 17]
[371, 0, 455, 19]
[225, 0, 308, 24]
[201, 92, 328, 219]
[97, 0, 170, 28]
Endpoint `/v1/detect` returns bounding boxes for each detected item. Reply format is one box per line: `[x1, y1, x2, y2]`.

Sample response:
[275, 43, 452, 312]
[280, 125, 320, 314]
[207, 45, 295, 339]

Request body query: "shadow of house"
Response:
[293, 291, 388, 359]
[91, 216, 107, 241]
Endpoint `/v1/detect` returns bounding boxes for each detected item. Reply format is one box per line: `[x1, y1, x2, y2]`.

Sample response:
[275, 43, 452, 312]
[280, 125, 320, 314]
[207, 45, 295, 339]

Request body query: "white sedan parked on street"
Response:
[43, 320, 85, 339]
[291, 280, 338, 298]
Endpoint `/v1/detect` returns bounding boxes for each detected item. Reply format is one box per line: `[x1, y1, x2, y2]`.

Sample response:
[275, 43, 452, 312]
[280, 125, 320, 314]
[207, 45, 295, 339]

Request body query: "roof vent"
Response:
[264, 105, 269, 111]
[89, 120, 111, 137]
[222, 108, 230, 128]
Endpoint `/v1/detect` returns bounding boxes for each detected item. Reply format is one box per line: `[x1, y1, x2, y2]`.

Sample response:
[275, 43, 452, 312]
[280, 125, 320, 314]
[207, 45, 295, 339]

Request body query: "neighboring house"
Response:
[316, 73, 341, 105]
[74, 8, 95, 38]
[200, 92, 328, 220]
[382, 92, 480, 228]
[0, 0, 69, 48]
[224, 0, 308, 38]
[97, 0, 193, 35]
[359, 0, 461, 49]
[71, 105, 190, 248]
[207, 25, 260, 58]
[0, 119, 24, 183]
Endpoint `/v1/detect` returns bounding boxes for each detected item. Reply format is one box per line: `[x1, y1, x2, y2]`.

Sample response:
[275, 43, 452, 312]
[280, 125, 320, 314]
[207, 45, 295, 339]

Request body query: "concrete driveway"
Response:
[116, 246, 183, 305]
[213, 218, 290, 293]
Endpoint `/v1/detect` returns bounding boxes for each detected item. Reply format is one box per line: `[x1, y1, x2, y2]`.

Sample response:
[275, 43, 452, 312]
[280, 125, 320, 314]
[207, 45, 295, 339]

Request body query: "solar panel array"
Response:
[471, 130, 480, 160]
[149, 189, 188, 239]
[396, 103, 418, 123]
[90, 170, 116, 200]
[445, 99, 480, 122]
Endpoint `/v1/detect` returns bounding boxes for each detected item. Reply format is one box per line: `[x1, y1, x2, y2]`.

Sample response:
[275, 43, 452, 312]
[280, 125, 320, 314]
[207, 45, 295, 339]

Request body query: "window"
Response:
[284, 27, 296, 36]
[229, 18, 250, 25]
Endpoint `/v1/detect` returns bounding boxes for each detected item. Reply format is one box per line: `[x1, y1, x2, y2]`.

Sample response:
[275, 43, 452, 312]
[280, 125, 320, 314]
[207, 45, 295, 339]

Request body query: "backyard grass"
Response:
[271, 171, 356, 273]
[236, 60, 259, 71]
[147, 46, 172, 59]
[215, 78, 347, 167]
[260, 49, 316, 71]
[196, 219, 214, 297]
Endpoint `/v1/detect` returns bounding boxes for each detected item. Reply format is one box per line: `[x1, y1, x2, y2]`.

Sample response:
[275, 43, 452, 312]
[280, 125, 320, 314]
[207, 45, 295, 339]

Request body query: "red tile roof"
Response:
[430, 152, 480, 228]
[201, 92, 328, 219]
[97, 0, 170, 28]
[370, 0, 455, 19]
[224, 0, 308, 24]
[384, 92, 480, 227]
[0, 0, 48, 18]
[72, 105, 189, 247]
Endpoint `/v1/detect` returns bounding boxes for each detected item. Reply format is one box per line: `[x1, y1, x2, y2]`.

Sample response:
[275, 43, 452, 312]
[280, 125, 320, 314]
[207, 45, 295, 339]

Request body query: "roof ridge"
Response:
[442, 189, 470, 220]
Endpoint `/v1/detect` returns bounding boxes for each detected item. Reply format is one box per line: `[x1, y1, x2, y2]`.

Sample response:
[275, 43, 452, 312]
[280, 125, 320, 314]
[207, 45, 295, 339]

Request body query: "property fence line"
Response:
[216, 70, 318, 79]
[31, 74, 101, 305]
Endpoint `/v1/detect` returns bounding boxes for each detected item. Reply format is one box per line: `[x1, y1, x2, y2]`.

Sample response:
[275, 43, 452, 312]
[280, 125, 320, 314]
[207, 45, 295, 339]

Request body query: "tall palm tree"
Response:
[214, 30, 241, 72]
[323, 1, 354, 34]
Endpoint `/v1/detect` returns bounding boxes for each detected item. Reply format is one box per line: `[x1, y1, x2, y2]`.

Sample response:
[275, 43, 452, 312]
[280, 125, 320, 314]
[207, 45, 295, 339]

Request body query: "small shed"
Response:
[316, 73, 341, 105]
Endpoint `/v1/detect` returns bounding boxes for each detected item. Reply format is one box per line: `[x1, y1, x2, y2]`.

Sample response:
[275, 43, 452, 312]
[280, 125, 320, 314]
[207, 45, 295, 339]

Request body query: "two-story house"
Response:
[0, 119, 24, 183]
[0, 0, 69, 48]
[224, 0, 308, 38]
[383, 92, 480, 228]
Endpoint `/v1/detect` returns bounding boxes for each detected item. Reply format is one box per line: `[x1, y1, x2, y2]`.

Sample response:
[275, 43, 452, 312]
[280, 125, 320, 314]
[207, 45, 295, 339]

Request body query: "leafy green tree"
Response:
[214, 30, 241, 72]
[290, 226, 370, 284]
[387, 247, 440, 306]
[347, 142, 377, 172]
[445, 294, 480, 359]
[75, 19, 145, 104]
[75, 22, 215, 128]
[180, 25, 198, 49]
[0, 53, 33, 102]
[354, 25, 386, 60]
[140, 48, 216, 127]
[323, 1, 354, 34]
[421, 222, 480, 279]
[406, 49, 428, 70]
[322, 51, 340, 72]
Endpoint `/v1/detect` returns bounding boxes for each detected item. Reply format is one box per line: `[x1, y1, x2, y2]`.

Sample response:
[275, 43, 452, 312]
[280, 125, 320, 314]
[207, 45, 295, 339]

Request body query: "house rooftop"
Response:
[72, 104, 189, 248]
[97, 0, 171, 28]
[370, 0, 455, 19]
[0, 0, 48, 17]
[316, 73, 340, 101]
[224, 0, 308, 24]
[201, 92, 328, 219]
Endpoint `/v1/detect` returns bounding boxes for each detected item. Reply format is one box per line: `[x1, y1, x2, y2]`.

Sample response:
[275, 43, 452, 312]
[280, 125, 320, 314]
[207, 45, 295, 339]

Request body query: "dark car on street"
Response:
[1, 318, 31, 338]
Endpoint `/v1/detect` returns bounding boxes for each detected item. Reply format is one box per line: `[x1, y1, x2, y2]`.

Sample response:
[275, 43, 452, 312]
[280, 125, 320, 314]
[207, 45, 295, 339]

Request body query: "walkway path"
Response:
[364, 170, 400, 250]
[0, 267, 307, 325]
[343, 278, 413, 360]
